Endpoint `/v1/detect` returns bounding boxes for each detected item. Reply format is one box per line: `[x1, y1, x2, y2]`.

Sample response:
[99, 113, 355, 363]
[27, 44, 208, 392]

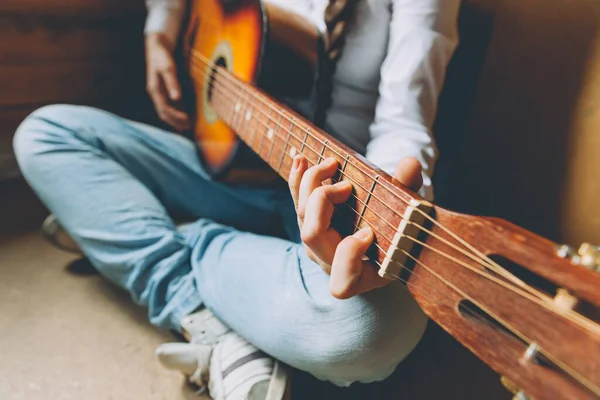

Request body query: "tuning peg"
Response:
[513, 392, 532, 400]
[500, 376, 532, 400]
[577, 242, 600, 271]
[556, 244, 577, 259]
[556, 243, 600, 272]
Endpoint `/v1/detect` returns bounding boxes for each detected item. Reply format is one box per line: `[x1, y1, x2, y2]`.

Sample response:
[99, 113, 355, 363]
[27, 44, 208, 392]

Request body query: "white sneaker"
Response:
[156, 308, 289, 399]
[181, 308, 232, 346]
[41, 214, 82, 254]
[156, 308, 232, 391]
[208, 332, 289, 400]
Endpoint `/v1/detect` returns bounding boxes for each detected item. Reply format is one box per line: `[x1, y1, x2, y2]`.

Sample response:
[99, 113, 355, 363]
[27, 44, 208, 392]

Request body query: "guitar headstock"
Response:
[400, 206, 600, 400]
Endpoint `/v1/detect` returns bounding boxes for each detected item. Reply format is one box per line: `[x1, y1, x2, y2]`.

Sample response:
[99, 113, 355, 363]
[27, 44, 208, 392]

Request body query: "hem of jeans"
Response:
[168, 278, 203, 333]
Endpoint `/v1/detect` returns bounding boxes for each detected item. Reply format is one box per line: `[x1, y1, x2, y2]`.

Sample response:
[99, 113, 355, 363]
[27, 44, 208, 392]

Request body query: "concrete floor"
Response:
[0, 232, 209, 400]
[0, 179, 509, 400]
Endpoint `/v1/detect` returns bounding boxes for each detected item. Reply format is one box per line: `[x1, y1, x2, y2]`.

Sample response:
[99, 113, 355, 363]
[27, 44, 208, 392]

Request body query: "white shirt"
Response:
[144, 0, 460, 199]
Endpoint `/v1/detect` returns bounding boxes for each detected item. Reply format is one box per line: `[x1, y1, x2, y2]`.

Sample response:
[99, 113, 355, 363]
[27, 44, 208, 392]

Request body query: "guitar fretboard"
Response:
[209, 67, 418, 269]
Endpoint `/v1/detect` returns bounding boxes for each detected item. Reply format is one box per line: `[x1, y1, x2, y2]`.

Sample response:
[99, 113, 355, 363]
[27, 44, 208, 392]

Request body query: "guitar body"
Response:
[184, 0, 318, 183]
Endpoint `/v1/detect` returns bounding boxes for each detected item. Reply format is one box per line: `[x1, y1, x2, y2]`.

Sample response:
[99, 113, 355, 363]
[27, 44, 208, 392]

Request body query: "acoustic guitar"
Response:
[181, 0, 600, 398]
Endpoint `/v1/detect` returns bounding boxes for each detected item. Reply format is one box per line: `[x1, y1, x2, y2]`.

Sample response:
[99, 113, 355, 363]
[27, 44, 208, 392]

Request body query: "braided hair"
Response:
[313, 0, 360, 128]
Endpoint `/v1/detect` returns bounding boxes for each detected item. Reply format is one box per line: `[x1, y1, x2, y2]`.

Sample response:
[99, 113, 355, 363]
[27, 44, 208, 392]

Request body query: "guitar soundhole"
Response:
[487, 255, 559, 297]
[207, 57, 228, 101]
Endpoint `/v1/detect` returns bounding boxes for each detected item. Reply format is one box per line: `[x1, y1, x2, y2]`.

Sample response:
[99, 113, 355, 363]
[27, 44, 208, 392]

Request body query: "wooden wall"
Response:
[0, 0, 156, 179]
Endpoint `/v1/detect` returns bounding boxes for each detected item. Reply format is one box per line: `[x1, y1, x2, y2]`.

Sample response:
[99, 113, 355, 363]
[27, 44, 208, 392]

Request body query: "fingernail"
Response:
[293, 155, 304, 171]
[354, 227, 372, 240]
[334, 180, 352, 190]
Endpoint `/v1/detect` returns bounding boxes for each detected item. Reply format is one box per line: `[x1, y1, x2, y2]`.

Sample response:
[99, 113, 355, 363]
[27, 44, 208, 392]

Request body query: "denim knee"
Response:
[284, 287, 428, 386]
[13, 104, 82, 167]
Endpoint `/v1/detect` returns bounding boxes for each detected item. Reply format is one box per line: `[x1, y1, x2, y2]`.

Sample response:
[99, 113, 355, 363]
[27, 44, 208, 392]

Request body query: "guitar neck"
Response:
[211, 69, 361, 185]
[209, 67, 424, 276]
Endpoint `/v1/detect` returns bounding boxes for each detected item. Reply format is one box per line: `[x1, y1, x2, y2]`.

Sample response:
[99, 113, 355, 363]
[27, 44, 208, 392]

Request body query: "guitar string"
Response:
[402, 251, 600, 396]
[187, 51, 551, 283]
[186, 55, 600, 392]
[188, 58, 564, 298]
[194, 60, 600, 338]
[190, 57, 600, 334]
[187, 57, 523, 282]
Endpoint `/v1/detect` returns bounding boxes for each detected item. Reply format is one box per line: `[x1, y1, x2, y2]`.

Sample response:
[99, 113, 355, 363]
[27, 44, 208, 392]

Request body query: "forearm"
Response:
[366, 0, 460, 200]
[144, 0, 187, 49]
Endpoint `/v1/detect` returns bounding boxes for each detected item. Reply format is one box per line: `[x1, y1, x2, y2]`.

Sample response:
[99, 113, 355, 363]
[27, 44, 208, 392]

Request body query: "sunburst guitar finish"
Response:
[184, 0, 318, 182]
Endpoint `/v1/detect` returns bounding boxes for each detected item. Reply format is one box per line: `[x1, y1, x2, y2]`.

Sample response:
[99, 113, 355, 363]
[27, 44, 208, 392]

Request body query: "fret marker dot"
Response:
[289, 147, 296, 157]
[245, 110, 252, 121]
[235, 103, 241, 112]
[267, 129, 274, 139]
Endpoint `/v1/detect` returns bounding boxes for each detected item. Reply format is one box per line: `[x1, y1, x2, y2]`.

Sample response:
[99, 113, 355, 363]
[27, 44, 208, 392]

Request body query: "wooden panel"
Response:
[0, 12, 145, 62]
[0, 0, 158, 181]
[0, 0, 144, 14]
[437, 0, 600, 247]
[0, 100, 158, 156]
[0, 60, 146, 107]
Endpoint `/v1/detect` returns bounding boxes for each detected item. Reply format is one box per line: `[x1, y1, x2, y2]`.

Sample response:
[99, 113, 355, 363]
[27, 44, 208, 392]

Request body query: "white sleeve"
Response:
[144, 0, 187, 46]
[365, 0, 460, 200]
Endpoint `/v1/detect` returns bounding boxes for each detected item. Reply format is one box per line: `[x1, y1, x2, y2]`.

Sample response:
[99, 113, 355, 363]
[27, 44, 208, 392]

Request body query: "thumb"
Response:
[330, 227, 374, 299]
[394, 156, 423, 191]
[160, 65, 182, 101]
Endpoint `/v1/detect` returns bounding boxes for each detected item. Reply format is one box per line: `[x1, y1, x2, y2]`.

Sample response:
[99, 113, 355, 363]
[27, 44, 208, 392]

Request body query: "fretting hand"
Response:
[289, 155, 423, 299]
[145, 32, 191, 132]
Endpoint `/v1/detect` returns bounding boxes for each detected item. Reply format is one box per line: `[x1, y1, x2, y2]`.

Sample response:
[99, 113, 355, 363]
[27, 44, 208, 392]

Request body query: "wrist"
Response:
[145, 32, 174, 53]
[144, 6, 183, 52]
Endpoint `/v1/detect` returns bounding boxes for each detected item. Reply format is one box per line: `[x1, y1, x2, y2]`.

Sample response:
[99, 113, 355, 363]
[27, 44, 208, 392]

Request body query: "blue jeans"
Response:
[13, 104, 428, 386]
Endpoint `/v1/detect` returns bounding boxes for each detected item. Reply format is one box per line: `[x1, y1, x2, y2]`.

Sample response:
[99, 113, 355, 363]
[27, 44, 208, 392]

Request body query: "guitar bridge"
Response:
[378, 198, 433, 280]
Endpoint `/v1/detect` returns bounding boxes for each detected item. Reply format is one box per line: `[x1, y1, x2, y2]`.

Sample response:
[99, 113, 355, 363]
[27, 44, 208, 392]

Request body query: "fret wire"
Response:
[267, 112, 283, 165]
[318, 140, 328, 164]
[224, 79, 236, 128]
[249, 101, 259, 147]
[239, 87, 249, 134]
[240, 90, 249, 137]
[232, 84, 243, 132]
[278, 118, 295, 173]
[215, 74, 231, 125]
[300, 129, 309, 154]
[357, 175, 379, 230]
[257, 107, 272, 158]
[341, 154, 351, 175]
[228, 74, 238, 129]
[215, 82, 229, 125]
